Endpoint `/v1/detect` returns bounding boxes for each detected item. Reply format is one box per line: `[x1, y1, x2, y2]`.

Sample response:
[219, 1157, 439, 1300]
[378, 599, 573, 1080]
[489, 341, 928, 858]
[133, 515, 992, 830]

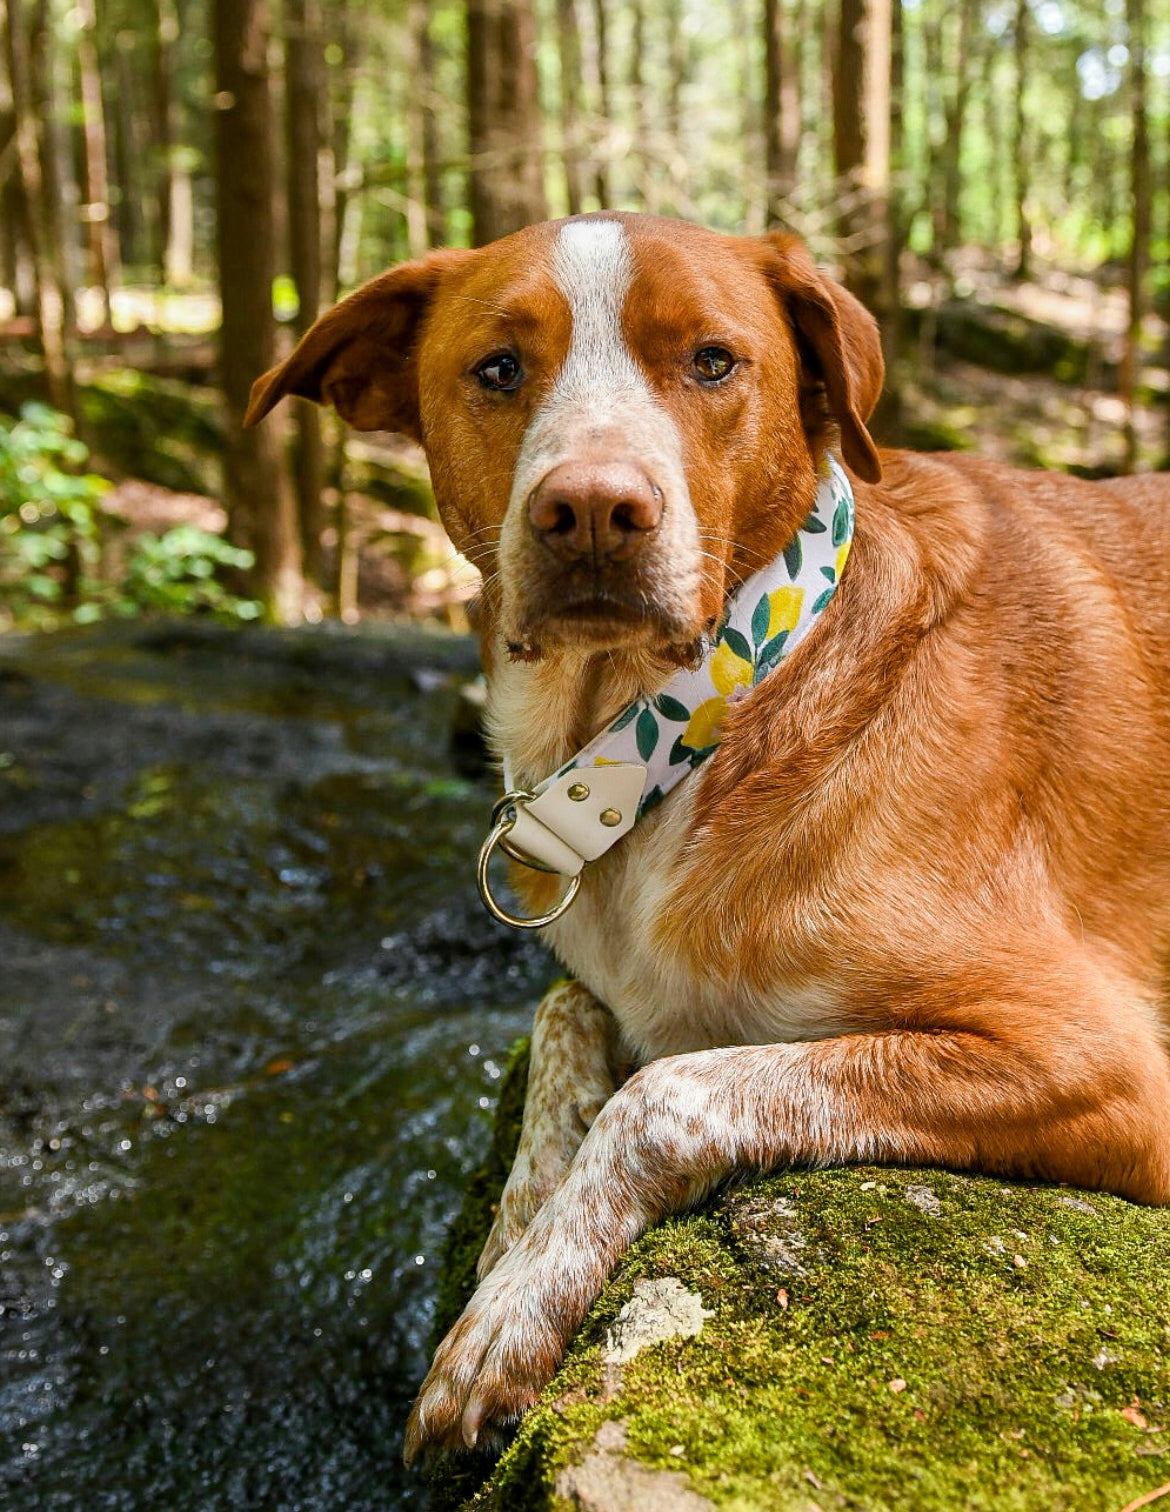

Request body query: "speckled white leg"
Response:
[476, 979, 624, 1281]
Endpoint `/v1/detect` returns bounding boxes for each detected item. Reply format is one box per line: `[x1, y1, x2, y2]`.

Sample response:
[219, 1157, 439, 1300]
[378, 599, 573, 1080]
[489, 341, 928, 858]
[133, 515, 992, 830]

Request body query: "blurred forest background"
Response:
[0, 0, 1167, 626]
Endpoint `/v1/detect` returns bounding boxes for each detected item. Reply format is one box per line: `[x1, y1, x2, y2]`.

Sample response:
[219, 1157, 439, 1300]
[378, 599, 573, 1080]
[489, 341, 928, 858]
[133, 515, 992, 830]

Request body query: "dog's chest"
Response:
[540, 781, 848, 1062]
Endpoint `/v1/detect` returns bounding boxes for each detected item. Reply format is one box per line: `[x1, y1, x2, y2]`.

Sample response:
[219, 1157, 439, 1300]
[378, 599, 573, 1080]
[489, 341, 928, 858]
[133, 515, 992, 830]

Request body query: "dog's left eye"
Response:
[694, 347, 736, 384]
[476, 353, 524, 392]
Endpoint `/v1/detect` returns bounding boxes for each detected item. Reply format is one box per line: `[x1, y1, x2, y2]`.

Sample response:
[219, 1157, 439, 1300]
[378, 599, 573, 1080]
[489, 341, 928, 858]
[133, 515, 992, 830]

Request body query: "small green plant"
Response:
[0, 403, 262, 628]
[0, 402, 108, 625]
[116, 524, 261, 620]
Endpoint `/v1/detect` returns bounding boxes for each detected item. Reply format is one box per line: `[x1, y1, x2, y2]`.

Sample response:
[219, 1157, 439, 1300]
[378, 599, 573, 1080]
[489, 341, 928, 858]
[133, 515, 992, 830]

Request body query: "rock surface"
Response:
[429, 1044, 1170, 1511]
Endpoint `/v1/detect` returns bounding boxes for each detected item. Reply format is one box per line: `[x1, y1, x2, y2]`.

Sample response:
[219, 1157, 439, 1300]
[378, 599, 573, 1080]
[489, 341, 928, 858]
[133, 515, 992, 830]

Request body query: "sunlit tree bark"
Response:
[556, 0, 584, 215]
[285, 0, 326, 587]
[2, 0, 72, 414]
[764, 0, 800, 225]
[466, 0, 547, 244]
[1123, 0, 1148, 473]
[213, 0, 303, 621]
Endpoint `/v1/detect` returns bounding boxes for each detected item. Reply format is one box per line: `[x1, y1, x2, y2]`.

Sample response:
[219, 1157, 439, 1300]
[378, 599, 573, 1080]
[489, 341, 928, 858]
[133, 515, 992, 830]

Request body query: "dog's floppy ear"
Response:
[759, 232, 883, 484]
[245, 248, 474, 438]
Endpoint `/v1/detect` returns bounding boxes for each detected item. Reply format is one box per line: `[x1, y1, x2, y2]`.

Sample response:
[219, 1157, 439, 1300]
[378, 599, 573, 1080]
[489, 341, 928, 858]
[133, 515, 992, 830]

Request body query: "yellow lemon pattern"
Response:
[538, 455, 855, 821]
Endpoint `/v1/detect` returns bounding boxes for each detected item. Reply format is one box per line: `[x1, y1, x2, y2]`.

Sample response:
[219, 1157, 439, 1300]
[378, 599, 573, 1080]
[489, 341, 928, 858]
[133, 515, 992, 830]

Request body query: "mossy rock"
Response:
[428, 1043, 1170, 1511]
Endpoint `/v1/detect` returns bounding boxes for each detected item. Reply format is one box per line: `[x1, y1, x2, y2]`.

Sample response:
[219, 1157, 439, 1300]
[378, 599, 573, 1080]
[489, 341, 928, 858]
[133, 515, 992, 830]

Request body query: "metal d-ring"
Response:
[477, 794, 581, 929]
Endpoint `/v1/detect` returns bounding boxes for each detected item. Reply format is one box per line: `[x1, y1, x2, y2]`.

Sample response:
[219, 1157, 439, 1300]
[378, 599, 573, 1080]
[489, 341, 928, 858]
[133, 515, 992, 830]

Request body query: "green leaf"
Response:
[821, 564, 836, 582]
[750, 593, 770, 646]
[757, 630, 789, 668]
[802, 512, 827, 533]
[635, 707, 659, 760]
[722, 626, 753, 664]
[609, 702, 639, 733]
[653, 693, 690, 722]
[832, 497, 851, 546]
[812, 587, 835, 613]
[783, 538, 802, 579]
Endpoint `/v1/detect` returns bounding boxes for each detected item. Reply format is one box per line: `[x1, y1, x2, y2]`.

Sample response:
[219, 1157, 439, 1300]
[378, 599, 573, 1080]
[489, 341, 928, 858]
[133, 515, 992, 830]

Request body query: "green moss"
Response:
[428, 1044, 1170, 1511]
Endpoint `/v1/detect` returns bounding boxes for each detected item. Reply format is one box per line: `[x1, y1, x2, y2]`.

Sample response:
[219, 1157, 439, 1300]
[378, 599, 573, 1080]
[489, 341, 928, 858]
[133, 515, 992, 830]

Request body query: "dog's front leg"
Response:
[477, 979, 625, 1280]
[404, 1016, 1170, 1461]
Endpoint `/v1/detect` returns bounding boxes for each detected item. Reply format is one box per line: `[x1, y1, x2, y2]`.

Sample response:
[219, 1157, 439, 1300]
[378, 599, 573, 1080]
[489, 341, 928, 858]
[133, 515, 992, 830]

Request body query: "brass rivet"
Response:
[599, 808, 622, 827]
[567, 782, 590, 802]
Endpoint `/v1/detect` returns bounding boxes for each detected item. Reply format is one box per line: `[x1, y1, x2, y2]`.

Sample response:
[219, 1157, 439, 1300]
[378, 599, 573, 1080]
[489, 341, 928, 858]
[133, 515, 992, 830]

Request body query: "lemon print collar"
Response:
[478, 456, 855, 928]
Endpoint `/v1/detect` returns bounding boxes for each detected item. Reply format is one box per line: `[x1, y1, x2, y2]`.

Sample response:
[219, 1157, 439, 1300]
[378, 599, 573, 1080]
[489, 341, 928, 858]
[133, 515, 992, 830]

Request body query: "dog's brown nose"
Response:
[529, 461, 662, 562]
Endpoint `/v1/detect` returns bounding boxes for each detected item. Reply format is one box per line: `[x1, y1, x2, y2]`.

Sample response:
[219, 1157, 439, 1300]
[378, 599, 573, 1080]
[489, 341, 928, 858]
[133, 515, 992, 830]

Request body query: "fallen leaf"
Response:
[1124, 1406, 1151, 1430]
[888, 1377, 907, 1394]
[776, 1288, 789, 1309]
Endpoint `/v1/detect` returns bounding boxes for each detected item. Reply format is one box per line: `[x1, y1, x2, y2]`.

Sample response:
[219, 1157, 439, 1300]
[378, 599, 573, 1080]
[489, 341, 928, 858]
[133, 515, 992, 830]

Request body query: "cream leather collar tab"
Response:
[480, 456, 855, 925]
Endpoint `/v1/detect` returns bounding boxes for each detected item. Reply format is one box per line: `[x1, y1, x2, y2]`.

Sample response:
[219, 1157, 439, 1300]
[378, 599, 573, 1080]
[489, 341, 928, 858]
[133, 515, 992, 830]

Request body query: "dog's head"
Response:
[248, 214, 882, 662]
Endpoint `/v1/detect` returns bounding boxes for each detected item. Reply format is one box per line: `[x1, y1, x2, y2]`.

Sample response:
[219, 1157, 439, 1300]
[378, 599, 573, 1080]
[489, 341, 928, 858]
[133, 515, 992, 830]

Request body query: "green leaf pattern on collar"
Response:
[542, 456, 855, 819]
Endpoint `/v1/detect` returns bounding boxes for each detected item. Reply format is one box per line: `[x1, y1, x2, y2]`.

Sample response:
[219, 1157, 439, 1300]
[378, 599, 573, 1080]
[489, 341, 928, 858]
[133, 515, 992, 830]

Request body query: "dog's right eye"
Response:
[476, 353, 524, 392]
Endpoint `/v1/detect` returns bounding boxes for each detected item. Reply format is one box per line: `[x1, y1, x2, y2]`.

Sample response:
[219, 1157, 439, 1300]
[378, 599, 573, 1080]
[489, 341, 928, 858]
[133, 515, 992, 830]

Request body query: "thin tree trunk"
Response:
[33, 2, 80, 350]
[416, 0, 446, 243]
[941, 0, 976, 252]
[556, 0, 584, 215]
[1012, 0, 1032, 280]
[627, 0, 650, 209]
[764, 0, 800, 224]
[0, 48, 36, 316]
[76, 0, 118, 321]
[326, 0, 357, 299]
[213, 0, 303, 621]
[466, 0, 548, 245]
[981, 11, 1004, 251]
[403, 0, 429, 257]
[3, 0, 72, 413]
[285, 0, 326, 587]
[1124, 0, 1149, 473]
[832, 0, 864, 206]
[591, 0, 610, 206]
[863, 0, 893, 330]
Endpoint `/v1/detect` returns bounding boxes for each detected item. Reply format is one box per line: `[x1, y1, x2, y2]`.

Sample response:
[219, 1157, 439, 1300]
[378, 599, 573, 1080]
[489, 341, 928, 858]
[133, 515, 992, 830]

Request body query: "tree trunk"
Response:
[627, 0, 650, 209]
[941, 0, 976, 252]
[467, 0, 548, 245]
[2, 0, 72, 414]
[590, 0, 610, 207]
[556, 0, 584, 215]
[285, 0, 326, 588]
[1012, 0, 1031, 280]
[76, 0, 118, 321]
[832, 0, 890, 318]
[1124, 0, 1148, 474]
[325, 0, 357, 299]
[764, 0, 800, 225]
[832, 0, 865, 244]
[415, 0, 446, 244]
[213, 0, 303, 622]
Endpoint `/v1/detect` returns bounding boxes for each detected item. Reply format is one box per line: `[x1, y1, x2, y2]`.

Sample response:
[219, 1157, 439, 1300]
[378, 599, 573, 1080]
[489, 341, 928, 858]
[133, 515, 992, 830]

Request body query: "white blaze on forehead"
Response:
[505, 218, 693, 508]
[549, 220, 639, 406]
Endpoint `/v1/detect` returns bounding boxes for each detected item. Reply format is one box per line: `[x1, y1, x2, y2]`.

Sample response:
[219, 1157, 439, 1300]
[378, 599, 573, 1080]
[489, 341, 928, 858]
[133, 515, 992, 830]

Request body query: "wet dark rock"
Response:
[0, 620, 553, 1512]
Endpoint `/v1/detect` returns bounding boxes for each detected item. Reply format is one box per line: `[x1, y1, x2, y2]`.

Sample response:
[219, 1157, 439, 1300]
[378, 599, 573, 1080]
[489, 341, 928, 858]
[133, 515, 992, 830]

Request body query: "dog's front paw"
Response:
[402, 1269, 568, 1464]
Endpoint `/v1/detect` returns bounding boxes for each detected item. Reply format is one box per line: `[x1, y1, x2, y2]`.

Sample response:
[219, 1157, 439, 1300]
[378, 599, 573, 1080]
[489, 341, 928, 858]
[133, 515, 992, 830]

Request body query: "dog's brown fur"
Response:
[248, 213, 1170, 1460]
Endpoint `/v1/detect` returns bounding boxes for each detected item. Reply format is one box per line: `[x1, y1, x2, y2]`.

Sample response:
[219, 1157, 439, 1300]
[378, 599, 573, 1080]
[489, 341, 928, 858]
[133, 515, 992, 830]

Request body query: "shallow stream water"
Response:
[0, 621, 553, 1510]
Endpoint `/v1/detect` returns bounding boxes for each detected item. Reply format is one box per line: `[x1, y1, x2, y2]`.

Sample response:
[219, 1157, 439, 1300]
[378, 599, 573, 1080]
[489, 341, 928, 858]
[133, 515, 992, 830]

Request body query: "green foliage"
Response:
[0, 404, 261, 628]
[116, 525, 261, 621]
[0, 402, 108, 624]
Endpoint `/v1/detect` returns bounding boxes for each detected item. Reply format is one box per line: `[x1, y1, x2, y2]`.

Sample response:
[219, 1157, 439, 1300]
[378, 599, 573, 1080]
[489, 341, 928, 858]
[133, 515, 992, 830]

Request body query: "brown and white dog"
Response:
[247, 212, 1170, 1462]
